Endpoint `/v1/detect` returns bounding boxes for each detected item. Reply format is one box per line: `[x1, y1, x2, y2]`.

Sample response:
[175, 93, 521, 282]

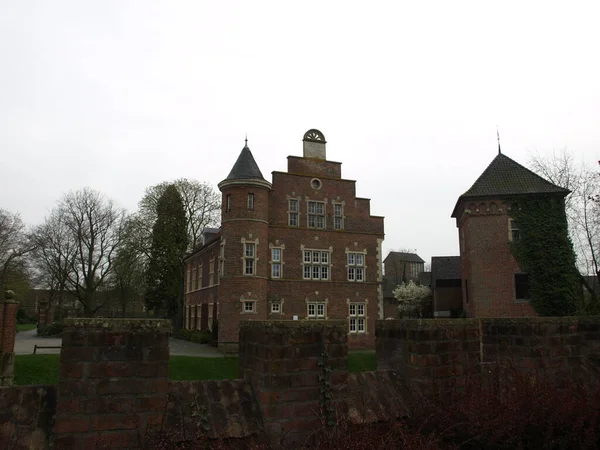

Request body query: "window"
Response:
[197, 264, 203, 289]
[209, 257, 215, 286]
[244, 243, 255, 275]
[308, 201, 325, 229]
[271, 302, 281, 313]
[334, 203, 344, 230]
[307, 302, 326, 318]
[248, 193, 254, 210]
[311, 178, 322, 190]
[349, 303, 366, 333]
[509, 219, 520, 241]
[288, 199, 299, 226]
[515, 274, 530, 301]
[192, 265, 197, 290]
[303, 249, 330, 280]
[186, 268, 191, 293]
[347, 252, 365, 282]
[226, 194, 231, 212]
[271, 247, 282, 278]
[219, 242, 225, 276]
[243, 301, 255, 313]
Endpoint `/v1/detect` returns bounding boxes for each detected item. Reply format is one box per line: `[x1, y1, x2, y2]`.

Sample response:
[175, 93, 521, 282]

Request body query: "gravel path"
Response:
[14, 329, 226, 357]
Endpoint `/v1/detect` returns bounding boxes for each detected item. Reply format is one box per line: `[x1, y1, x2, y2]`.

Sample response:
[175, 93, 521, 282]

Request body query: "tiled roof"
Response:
[452, 153, 569, 217]
[383, 252, 425, 264]
[431, 256, 461, 281]
[225, 144, 266, 181]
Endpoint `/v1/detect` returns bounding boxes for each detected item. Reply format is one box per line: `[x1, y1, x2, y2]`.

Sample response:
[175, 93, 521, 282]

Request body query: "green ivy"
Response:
[509, 195, 580, 316]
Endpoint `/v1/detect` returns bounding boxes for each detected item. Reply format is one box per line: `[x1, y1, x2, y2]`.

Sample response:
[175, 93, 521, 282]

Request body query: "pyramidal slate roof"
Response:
[225, 144, 266, 181]
[452, 153, 569, 217]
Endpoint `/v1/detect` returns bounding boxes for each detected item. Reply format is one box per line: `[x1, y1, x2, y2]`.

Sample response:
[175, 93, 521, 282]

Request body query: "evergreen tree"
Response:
[145, 185, 187, 325]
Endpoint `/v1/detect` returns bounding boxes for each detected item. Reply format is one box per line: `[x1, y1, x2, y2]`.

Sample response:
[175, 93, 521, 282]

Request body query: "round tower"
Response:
[217, 139, 271, 352]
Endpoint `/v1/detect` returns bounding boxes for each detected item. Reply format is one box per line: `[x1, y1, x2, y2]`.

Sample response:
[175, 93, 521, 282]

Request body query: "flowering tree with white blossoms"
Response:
[393, 280, 432, 318]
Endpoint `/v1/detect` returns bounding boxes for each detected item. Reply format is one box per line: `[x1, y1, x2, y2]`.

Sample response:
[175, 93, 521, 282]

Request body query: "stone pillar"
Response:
[53, 318, 171, 450]
[0, 290, 19, 386]
[239, 320, 348, 447]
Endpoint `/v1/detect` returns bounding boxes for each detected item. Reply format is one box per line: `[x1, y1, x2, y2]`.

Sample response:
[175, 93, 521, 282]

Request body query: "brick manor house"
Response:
[183, 130, 384, 351]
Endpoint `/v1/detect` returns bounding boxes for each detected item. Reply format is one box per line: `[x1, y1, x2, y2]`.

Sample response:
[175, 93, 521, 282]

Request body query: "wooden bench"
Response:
[33, 345, 61, 354]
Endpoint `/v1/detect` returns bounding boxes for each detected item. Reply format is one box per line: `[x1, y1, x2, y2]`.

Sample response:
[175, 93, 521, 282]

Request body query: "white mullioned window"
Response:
[198, 264, 203, 289]
[244, 243, 256, 275]
[303, 249, 330, 281]
[271, 247, 282, 278]
[288, 199, 299, 226]
[349, 303, 366, 333]
[243, 301, 256, 313]
[209, 257, 215, 286]
[347, 252, 365, 282]
[248, 193, 254, 210]
[333, 203, 344, 230]
[307, 201, 325, 229]
[271, 302, 281, 313]
[186, 268, 191, 293]
[307, 302, 326, 319]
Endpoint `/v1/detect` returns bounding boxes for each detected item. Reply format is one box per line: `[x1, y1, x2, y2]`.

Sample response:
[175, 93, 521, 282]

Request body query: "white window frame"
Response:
[288, 198, 299, 227]
[509, 218, 520, 242]
[307, 302, 326, 319]
[333, 202, 344, 230]
[244, 242, 256, 276]
[226, 194, 231, 212]
[271, 247, 282, 279]
[248, 193, 254, 210]
[186, 268, 191, 293]
[243, 300, 256, 313]
[209, 257, 215, 286]
[271, 302, 281, 313]
[347, 251, 366, 282]
[302, 249, 331, 281]
[307, 201, 326, 229]
[349, 302, 366, 334]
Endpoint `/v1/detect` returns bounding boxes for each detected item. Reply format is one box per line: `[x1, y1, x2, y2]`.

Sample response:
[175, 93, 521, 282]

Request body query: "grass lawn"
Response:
[14, 352, 377, 386]
[16, 323, 37, 332]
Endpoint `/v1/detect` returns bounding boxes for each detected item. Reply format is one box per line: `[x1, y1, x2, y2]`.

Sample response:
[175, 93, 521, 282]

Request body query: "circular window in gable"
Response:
[311, 178, 322, 190]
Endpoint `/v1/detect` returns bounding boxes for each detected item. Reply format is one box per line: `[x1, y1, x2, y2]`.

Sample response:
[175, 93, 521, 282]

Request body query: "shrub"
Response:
[37, 322, 64, 336]
[16, 308, 36, 324]
[190, 330, 211, 344]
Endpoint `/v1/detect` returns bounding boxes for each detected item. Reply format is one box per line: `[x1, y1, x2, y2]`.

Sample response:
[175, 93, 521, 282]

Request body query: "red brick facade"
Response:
[184, 130, 384, 351]
[455, 200, 536, 317]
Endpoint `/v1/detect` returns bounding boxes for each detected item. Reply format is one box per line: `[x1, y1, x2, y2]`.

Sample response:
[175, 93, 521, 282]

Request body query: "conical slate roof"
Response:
[225, 144, 266, 181]
[452, 153, 569, 217]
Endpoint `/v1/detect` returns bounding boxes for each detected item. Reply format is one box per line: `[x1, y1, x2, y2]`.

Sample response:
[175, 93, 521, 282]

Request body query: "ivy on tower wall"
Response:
[510, 195, 580, 316]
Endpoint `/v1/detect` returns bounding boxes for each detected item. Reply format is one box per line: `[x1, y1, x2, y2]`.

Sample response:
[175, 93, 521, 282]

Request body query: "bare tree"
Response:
[31, 208, 78, 316]
[137, 178, 220, 253]
[0, 208, 35, 292]
[34, 188, 126, 316]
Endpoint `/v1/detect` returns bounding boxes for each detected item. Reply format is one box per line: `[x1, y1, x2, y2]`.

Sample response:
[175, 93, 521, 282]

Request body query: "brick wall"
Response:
[459, 201, 537, 317]
[53, 318, 172, 449]
[2, 317, 599, 448]
[239, 320, 348, 447]
[0, 385, 56, 450]
[376, 319, 481, 393]
[377, 318, 600, 393]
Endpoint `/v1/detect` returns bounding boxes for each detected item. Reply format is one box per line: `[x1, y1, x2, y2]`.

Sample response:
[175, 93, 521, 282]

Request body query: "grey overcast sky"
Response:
[1, 1, 599, 264]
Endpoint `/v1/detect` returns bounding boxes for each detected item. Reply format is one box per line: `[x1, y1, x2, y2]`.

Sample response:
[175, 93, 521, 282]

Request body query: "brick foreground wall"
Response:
[1, 317, 599, 449]
[0, 296, 19, 386]
[377, 317, 600, 392]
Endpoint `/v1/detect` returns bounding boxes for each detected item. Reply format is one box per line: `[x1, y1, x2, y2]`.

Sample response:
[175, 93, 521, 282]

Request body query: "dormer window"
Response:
[248, 193, 254, 210]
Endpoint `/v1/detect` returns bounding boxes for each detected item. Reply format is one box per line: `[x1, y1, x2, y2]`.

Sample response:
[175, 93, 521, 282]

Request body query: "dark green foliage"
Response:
[37, 322, 64, 336]
[145, 185, 188, 324]
[211, 319, 218, 343]
[174, 328, 212, 344]
[510, 195, 580, 316]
